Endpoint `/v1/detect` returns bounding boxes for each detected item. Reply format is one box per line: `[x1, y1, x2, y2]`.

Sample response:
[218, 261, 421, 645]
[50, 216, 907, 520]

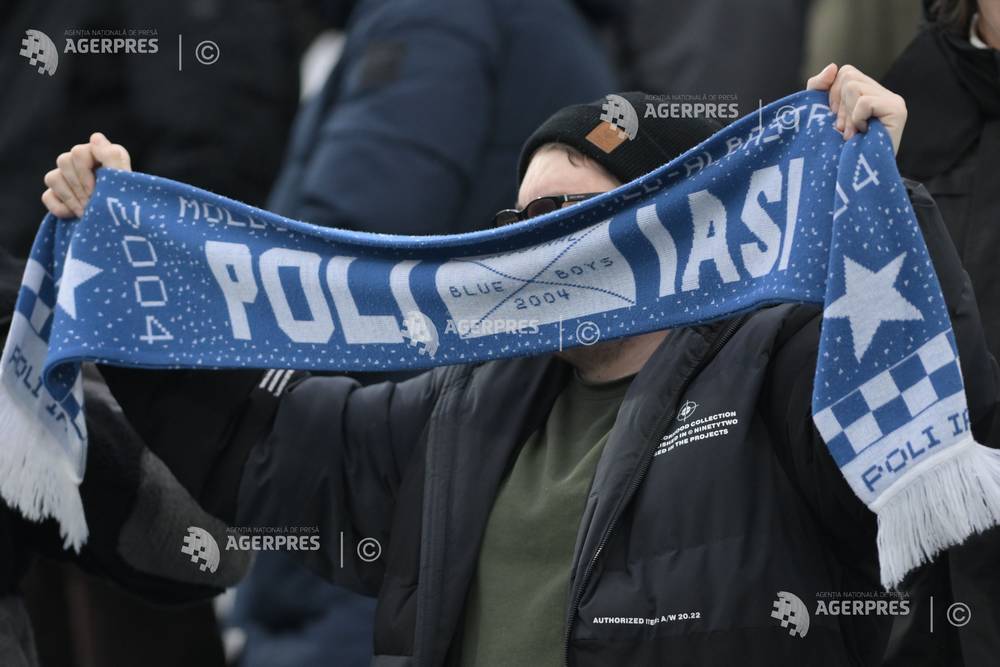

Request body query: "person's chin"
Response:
[554, 339, 623, 370]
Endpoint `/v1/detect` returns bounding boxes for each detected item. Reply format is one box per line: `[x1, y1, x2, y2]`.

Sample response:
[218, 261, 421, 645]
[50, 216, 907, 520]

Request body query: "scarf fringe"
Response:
[874, 437, 1000, 588]
[0, 390, 87, 551]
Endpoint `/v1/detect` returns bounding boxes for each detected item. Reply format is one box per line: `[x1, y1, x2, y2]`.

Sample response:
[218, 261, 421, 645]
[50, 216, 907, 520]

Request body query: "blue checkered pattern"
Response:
[16, 259, 56, 340]
[813, 332, 963, 467]
[13, 259, 84, 439]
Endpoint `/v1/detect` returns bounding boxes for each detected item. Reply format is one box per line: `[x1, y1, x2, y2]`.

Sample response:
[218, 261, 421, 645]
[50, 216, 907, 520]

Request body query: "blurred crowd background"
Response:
[2, 0, 998, 665]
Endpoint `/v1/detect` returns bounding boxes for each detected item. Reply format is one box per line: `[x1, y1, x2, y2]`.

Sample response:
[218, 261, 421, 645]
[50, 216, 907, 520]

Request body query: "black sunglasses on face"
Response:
[493, 192, 602, 227]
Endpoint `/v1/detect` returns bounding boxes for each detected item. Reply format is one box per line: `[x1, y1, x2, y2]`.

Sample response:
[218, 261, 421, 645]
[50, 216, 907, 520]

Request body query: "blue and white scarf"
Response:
[2, 90, 999, 587]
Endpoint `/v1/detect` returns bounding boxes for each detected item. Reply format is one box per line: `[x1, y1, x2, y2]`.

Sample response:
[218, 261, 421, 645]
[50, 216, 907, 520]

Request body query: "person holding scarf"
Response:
[35, 65, 998, 665]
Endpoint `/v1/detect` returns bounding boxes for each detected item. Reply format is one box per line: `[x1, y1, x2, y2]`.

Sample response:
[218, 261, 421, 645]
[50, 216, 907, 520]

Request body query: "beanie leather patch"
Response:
[585, 121, 628, 153]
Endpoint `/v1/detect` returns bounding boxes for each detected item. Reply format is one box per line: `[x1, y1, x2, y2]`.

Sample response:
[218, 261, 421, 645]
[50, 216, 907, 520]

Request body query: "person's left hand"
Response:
[806, 63, 907, 155]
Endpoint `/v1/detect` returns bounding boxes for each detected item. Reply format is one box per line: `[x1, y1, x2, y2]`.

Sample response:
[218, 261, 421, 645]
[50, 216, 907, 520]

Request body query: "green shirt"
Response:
[459, 373, 632, 667]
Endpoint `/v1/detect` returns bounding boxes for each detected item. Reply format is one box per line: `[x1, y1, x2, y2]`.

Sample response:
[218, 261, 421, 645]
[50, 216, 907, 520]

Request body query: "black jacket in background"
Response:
[0, 0, 300, 259]
[100, 182, 997, 666]
[883, 25, 1000, 382]
[882, 25, 1000, 667]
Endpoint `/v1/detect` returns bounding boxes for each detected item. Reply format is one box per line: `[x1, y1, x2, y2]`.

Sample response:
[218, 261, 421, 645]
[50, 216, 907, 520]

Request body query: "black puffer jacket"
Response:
[100, 182, 997, 666]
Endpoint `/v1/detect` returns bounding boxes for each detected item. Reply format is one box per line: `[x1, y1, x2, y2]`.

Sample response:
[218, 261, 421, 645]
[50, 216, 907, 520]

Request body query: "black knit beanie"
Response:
[518, 92, 724, 185]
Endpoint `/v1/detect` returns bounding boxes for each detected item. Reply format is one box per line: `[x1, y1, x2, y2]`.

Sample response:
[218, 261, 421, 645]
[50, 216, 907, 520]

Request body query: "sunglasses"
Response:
[493, 192, 602, 227]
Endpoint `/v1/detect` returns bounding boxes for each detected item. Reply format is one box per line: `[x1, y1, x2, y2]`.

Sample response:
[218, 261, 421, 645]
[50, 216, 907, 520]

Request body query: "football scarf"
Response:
[2, 90, 999, 587]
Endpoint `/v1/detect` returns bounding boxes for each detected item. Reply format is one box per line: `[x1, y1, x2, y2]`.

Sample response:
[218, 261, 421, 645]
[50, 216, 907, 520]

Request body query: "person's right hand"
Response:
[42, 133, 131, 219]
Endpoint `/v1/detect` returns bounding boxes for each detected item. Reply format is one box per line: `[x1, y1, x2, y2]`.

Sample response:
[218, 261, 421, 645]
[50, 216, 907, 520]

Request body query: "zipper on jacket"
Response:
[561, 314, 750, 666]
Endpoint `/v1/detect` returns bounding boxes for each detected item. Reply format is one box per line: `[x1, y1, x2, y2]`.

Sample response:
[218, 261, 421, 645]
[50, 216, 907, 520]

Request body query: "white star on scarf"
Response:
[56, 246, 102, 320]
[824, 252, 923, 362]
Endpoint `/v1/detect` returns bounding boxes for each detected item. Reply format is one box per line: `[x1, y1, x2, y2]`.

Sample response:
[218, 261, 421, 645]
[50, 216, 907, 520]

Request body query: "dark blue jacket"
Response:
[267, 0, 617, 234]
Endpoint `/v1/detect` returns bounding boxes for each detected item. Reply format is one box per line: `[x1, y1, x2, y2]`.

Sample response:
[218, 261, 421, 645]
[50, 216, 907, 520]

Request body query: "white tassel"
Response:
[0, 391, 88, 551]
[872, 437, 1000, 589]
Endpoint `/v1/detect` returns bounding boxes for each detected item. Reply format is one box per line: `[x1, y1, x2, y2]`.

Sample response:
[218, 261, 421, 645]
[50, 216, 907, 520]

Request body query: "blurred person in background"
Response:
[803, 0, 922, 81]
[265, 0, 616, 235]
[1, 0, 303, 665]
[881, 2, 1000, 665]
[226, 0, 617, 665]
[0, 0, 302, 259]
[884, 0, 1000, 406]
[576, 0, 810, 116]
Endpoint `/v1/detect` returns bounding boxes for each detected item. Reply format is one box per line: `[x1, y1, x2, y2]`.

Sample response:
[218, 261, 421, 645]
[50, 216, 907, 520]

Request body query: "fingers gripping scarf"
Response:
[3, 91, 999, 587]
